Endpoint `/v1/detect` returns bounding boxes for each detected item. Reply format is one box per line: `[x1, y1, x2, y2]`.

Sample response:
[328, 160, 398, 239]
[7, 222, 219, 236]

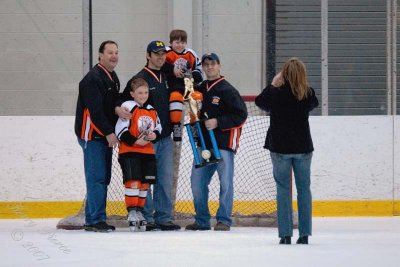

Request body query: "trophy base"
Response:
[194, 158, 221, 169]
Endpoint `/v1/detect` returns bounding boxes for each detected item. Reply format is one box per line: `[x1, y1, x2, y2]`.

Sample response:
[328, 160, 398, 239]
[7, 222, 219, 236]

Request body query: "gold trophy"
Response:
[183, 77, 221, 168]
[183, 77, 202, 121]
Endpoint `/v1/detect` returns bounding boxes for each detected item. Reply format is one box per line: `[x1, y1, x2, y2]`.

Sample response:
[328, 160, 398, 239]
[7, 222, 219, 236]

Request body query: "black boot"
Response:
[296, 236, 308, 244]
[84, 221, 115, 232]
[279, 236, 291, 244]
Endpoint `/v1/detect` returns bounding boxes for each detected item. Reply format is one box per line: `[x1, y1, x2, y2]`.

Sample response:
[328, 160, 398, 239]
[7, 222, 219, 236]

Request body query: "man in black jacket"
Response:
[117, 41, 180, 231]
[75, 40, 120, 232]
[185, 53, 248, 231]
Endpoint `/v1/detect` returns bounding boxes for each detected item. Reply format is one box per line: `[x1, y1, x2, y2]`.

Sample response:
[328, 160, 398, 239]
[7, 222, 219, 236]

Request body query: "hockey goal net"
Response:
[57, 96, 280, 229]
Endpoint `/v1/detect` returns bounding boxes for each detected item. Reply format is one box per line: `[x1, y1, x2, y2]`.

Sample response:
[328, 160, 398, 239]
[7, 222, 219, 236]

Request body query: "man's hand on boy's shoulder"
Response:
[115, 106, 132, 120]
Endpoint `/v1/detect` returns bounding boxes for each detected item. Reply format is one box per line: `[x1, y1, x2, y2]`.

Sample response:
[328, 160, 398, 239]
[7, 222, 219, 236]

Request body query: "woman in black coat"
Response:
[255, 58, 318, 245]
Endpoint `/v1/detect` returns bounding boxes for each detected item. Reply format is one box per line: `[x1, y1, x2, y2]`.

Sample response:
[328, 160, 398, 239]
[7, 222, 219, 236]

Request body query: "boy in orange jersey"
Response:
[115, 78, 162, 232]
[162, 29, 203, 141]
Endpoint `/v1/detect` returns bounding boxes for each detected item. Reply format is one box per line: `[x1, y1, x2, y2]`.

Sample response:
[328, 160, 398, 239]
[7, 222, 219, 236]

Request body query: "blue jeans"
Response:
[270, 152, 313, 238]
[78, 138, 112, 225]
[143, 136, 174, 224]
[190, 149, 234, 228]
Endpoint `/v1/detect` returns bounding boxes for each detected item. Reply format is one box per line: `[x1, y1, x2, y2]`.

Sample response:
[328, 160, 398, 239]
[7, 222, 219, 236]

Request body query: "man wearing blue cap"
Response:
[185, 53, 248, 231]
[116, 41, 180, 231]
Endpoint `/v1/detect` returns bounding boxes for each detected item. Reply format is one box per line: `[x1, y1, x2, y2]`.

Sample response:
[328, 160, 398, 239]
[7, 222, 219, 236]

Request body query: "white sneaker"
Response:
[136, 211, 147, 232]
[127, 210, 139, 232]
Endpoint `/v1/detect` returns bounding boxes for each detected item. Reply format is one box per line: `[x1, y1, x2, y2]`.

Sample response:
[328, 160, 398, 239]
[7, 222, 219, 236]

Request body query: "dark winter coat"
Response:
[255, 83, 318, 154]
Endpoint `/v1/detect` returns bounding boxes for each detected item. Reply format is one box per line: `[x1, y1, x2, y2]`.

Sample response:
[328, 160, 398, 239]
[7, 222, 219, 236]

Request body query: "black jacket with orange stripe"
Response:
[197, 77, 248, 153]
[75, 64, 120, 142]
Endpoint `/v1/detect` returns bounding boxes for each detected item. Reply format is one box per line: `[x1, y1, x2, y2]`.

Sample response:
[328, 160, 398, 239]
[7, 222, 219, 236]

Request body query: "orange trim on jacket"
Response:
[80, 108, 105, 141]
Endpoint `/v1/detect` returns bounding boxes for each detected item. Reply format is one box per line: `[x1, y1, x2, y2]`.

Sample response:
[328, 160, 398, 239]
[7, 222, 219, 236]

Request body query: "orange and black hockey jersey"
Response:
[197, 77, 248, 153]
[115, 100, 162, 155]
[120, 67, 172, 139]
[163, 47, 203, 90]
[75, 63, 120, 142]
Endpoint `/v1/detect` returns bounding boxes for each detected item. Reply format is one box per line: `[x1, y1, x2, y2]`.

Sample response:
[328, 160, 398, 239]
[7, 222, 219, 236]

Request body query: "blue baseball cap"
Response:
[201, 52, 220, 64]
[147, 40, 166, 53]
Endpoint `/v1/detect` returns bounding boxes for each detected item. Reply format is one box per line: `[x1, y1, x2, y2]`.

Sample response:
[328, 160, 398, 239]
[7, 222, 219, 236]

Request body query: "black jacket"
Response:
[121, 67, 172, 139]
[197, 77, 248, 152]
[255, 83, 318, 154]
[75, 64, 120, 141]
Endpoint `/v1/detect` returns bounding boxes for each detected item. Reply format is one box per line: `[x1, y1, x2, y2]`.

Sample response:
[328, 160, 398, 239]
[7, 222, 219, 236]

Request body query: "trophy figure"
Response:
[183, 77, 201, 121]
[183, 77, 221, 168]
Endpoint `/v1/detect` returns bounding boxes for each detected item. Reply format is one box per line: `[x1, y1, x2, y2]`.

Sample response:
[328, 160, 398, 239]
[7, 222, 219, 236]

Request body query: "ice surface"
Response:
[1, 217, 399, 267]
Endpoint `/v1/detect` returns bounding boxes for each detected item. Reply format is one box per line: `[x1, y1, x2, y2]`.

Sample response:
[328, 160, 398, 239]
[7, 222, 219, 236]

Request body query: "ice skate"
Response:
[127, 210, 139, 232]
[136, 210, 147, 232]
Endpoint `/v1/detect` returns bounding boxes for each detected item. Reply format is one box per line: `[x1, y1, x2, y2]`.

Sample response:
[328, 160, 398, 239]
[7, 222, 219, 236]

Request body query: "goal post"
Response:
[57, 96, 285, 229]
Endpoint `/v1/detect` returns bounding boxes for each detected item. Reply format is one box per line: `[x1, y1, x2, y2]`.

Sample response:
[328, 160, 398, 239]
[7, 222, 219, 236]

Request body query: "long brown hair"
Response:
[281, 57, 310, 101]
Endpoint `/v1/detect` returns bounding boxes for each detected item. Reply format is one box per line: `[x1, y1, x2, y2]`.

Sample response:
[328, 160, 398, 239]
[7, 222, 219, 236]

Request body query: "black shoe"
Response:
[145, 222, 161, 232]
[84, 221, 115, 232]
[185, 223, 211, 231]
[158, 221, 181, 231]
[296, 236, 308, 244]
[279, 236, 291, 244]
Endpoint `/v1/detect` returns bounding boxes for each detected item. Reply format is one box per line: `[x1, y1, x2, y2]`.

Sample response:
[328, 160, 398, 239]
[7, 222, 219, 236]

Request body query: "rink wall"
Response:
[0, 116, 399, 218]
